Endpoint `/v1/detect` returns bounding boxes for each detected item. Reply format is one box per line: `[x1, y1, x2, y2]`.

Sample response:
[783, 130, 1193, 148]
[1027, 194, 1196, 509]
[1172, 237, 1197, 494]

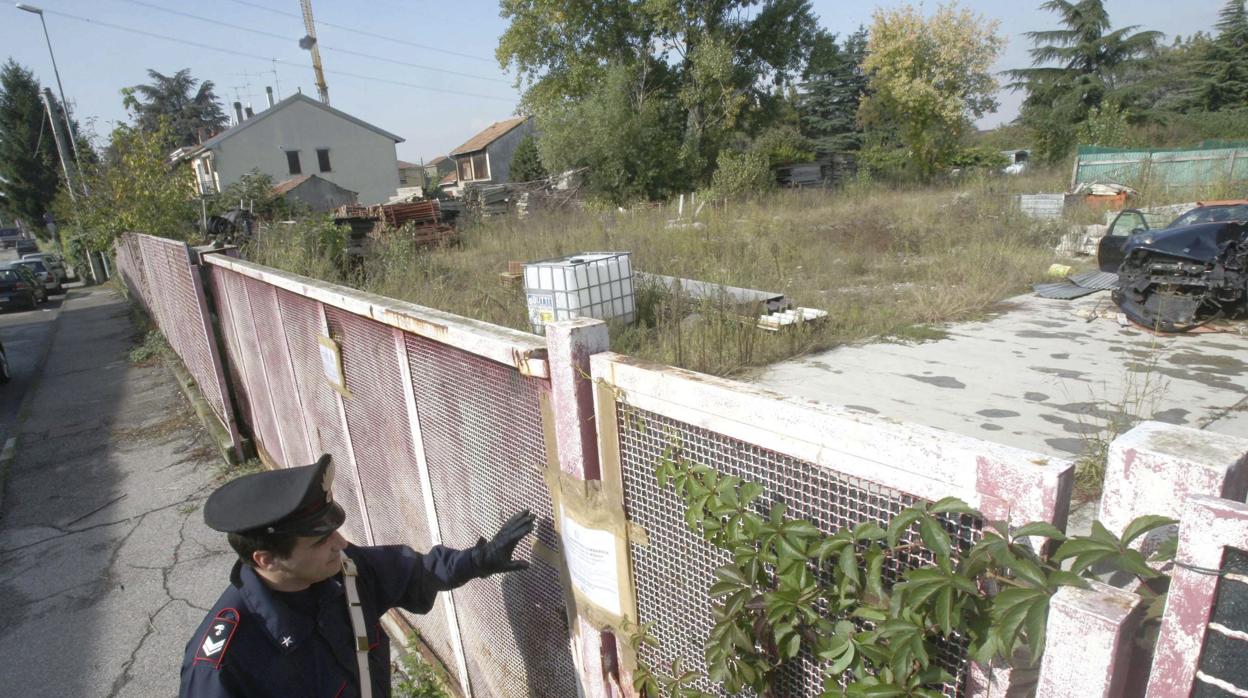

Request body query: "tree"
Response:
[797, 28, 869, 154]
[1006, 1, 1161, 162]
[63, 121, 196, 256]
[0, 60, 62, 226]
[859, 3, 1004, 180]
[498, 0, 821, 189]
[537, 61, 685, 203]
[1190, 1, 1248, 111]
[122, 69, 228, 147]
[508, 134, 548, 182]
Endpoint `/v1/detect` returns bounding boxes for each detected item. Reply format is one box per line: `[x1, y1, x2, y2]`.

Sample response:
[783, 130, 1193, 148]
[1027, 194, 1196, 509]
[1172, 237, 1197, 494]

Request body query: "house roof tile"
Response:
[449, 117, 528, 156]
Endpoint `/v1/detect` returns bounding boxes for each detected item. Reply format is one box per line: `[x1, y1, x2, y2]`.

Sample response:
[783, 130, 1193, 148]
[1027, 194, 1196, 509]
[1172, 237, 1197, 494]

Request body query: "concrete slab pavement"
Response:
[0, 286, 233, 698]
[747, 292, 1248, 460]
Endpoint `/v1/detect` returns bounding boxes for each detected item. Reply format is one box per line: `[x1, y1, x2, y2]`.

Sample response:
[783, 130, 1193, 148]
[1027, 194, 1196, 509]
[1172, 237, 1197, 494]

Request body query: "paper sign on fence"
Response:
[560, 508, 622, 617]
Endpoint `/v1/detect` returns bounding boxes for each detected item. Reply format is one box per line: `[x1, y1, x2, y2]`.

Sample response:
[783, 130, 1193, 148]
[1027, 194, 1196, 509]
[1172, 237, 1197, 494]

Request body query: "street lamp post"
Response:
[16, 3, 84, 171]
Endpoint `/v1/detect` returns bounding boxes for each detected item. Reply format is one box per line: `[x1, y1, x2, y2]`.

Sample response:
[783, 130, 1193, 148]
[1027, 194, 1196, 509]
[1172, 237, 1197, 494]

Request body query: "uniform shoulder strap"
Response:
[341, 552, 373, 698]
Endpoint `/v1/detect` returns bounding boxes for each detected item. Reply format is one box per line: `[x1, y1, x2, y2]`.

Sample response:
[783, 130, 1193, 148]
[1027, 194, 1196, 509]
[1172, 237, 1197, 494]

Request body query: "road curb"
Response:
[0, 288, 72, 520]
[165, 351, 241, 467]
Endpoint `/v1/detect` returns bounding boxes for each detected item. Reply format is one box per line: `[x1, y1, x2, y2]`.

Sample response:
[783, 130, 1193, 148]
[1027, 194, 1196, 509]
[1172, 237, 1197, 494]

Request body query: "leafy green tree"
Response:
[62, 121, 197, 255]
[537, 62, 685, 204]
[704, 149, 773, 200]
[859, 3, 1004, 181]
[750, 124, 814, 167]
[508, 134, 548, 182]
[0, 60, 62, 227]
[1006, 1, 1161, 162]
[1191, 1, 1248, 111]
[797, 28, 869, 154]
[122, 69, 228, 147]
[498, 0, 821, 189]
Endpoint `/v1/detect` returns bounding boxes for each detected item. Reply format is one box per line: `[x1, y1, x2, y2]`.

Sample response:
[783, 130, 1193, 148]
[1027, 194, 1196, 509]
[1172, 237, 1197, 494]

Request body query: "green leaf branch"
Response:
[631, 447, 1177, 697]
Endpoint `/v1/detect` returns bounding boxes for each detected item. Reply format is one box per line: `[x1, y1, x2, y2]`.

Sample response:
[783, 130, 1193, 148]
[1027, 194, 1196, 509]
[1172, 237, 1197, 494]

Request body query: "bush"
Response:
[704, 150, 773, 201]
[750, 125, 815, 168]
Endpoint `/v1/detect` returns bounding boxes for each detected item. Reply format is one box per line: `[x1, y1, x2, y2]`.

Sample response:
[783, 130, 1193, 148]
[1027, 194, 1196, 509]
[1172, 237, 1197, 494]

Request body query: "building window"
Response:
[471, 153, 490, 181]
[286, 150, 302, 175]
[458, 157, 472, 182]
[317, 148, 332, 173]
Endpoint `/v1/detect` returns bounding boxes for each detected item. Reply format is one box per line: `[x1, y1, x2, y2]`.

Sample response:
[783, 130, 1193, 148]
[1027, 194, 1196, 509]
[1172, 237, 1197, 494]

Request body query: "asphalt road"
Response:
[0, 248, 72, 447]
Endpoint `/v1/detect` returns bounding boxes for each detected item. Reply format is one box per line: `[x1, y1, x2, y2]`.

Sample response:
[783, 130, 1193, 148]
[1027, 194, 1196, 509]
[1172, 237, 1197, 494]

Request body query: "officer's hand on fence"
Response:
[473, 509, 536, 577]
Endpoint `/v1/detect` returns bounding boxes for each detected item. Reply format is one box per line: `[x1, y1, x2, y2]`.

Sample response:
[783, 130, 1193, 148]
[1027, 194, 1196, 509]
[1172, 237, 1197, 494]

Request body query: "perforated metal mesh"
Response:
[615, 403, 981, 697]
[116, 235, 234, 443]
[246, 283, 314, 466]
[404, 334, 578, 697]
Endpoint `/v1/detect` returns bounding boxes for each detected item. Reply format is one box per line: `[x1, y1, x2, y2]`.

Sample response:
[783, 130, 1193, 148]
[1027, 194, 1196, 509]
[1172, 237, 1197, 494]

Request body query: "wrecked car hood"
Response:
[1122, 221, 1247, 263]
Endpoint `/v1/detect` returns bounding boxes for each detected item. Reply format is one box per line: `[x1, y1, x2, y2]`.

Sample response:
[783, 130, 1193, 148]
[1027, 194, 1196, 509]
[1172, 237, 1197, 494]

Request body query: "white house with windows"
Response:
[449, 116, 534, 187]
[182, 93, 403, 205]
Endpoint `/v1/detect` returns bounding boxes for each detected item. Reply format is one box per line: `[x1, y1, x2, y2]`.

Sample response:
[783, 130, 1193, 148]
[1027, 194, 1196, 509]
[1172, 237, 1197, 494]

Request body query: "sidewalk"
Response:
[0, 287, 233, 697]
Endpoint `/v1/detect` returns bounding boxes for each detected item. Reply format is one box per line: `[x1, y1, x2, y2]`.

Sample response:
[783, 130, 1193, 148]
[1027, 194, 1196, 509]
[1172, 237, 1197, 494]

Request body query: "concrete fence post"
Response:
[545, 318, 620, 698]
[1036, 580, 1145, 698]
[1099, 422, 1248, 549]
[1147, 495, 1248, 697]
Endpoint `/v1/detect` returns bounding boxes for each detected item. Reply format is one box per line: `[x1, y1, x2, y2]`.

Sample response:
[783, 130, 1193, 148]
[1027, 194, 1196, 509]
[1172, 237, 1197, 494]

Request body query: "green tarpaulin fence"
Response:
[1072, 144, 1248, 189]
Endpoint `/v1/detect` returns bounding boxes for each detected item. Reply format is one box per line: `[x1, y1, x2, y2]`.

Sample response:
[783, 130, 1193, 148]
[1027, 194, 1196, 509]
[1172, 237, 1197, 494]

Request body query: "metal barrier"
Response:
[201, 254, 576, 697]
[588, 353, 1073, 697]
[114, 234, 241, 459]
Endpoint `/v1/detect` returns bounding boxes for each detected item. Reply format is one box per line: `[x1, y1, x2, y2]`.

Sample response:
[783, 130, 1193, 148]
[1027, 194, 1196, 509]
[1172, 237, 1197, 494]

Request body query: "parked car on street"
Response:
[14, 238, 38, 256]
[0, 265, 47, 310]
[6, 259, 61, 295]
[21, 252, 67, 282]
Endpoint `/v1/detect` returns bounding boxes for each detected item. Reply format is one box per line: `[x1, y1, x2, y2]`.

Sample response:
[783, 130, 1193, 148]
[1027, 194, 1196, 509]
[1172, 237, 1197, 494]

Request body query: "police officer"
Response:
[180, 454, 535, 697]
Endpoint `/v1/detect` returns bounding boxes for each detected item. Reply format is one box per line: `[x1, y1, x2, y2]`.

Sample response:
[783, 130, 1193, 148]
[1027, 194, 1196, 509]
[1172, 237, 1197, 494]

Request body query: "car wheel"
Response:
[0, 348, 10, 384]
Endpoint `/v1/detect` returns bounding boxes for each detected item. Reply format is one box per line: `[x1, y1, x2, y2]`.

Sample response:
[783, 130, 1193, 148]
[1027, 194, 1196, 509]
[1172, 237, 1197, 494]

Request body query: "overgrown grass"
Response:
[248, 170, 1081, 377]
[129, 328, 170, 366]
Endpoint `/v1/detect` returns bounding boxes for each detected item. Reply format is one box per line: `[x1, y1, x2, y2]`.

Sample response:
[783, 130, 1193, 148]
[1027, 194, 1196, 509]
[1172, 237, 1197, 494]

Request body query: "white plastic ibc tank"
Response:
[523, 252, 635, 334]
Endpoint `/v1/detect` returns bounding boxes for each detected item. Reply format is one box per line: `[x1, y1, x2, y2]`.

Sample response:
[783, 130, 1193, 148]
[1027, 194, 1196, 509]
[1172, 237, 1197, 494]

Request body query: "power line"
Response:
[41, 9, 516, 103]
[111, 0, 509, 84]
[222, 0, 497, 64]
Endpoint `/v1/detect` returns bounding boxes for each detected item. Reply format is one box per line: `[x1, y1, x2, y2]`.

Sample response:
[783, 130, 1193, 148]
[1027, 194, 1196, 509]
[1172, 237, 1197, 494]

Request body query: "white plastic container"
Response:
[523, 252, 635, 334]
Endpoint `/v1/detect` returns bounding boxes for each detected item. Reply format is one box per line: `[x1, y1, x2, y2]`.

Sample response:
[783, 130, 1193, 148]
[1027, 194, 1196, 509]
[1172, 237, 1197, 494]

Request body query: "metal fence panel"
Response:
[616, 402, 979, 696]
[115, 234, 239, 457]
[404, 334, 578, 697]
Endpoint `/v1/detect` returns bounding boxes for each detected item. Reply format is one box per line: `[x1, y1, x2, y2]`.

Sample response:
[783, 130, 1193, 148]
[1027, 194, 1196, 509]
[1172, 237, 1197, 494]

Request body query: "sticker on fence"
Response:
[560, 505, 623, 617]
[318, 335, 349, 397]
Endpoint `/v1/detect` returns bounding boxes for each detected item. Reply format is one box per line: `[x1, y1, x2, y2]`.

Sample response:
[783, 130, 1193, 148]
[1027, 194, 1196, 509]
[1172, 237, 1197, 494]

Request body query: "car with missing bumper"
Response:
[0, 265, 47, 310]
[1098, 201, 1248, 332]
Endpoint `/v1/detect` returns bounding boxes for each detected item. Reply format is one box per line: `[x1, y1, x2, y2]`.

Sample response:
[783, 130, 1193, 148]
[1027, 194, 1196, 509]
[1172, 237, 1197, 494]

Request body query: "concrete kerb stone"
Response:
[0, 289, 69, 519]
[164, 353, 241, 467]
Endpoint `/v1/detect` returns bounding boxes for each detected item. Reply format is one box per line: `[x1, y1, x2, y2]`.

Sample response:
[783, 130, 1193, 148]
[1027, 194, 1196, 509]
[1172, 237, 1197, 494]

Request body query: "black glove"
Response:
[472, 509, 536, 577]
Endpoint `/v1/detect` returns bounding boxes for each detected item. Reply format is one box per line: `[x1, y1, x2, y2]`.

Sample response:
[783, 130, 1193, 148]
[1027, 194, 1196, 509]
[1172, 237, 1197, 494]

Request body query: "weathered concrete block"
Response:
[1036, 580, 1144, 698]
[1099, 422, 1248, 544]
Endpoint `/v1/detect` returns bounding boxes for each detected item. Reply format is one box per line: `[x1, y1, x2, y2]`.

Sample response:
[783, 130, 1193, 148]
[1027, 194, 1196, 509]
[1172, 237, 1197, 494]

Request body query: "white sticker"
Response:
[318, 335, 345, 391]
[560, 509, 622, 617]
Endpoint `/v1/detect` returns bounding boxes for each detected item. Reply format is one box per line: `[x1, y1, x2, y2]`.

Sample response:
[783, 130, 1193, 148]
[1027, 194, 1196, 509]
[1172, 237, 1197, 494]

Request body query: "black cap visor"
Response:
[265, 500, 346, 537]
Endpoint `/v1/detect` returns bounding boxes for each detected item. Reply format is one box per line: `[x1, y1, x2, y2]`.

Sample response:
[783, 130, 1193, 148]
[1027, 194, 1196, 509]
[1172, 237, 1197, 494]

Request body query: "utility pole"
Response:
[39, 87, 73, 252]
[17, 4, 84, 173]
[298, 0, 330, 105]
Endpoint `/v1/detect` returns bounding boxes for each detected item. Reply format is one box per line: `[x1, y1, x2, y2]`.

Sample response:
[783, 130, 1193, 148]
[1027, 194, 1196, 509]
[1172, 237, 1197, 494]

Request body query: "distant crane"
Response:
[298, 0, 330, 105]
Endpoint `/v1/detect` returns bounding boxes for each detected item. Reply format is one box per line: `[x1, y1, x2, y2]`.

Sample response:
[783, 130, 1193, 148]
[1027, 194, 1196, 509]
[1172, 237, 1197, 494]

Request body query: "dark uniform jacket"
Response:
[180, 543, 478, 697]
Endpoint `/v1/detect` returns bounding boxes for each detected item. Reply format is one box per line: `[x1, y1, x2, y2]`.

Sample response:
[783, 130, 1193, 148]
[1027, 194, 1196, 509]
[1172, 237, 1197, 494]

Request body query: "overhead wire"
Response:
[41, 9, 516, 103]
[221, 0, 497, 64]
[111, 0, 510, 85]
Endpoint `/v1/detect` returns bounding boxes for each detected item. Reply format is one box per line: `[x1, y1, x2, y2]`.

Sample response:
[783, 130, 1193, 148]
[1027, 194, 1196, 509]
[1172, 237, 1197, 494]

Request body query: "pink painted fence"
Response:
[114, 234, 241, 458]
[201, 253, 578, 697]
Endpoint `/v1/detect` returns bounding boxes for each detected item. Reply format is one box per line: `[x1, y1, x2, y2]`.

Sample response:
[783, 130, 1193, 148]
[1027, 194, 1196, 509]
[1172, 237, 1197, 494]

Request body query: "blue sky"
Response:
[0, 1, 1224, 162]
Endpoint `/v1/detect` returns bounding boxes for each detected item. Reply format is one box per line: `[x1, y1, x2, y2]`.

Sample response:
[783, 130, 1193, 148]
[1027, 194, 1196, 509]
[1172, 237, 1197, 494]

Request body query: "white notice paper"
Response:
[318, 336, 344, 391]
[560, 509, 622, 617]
